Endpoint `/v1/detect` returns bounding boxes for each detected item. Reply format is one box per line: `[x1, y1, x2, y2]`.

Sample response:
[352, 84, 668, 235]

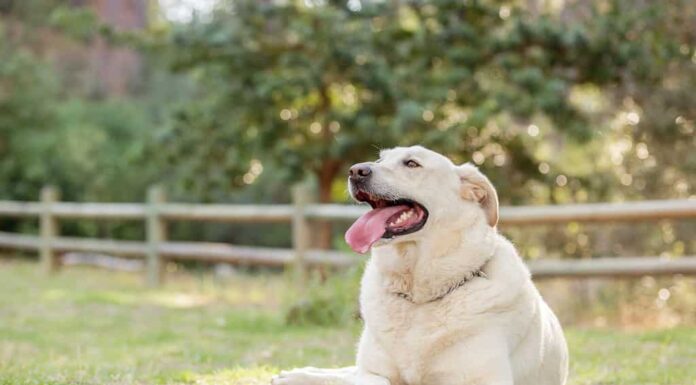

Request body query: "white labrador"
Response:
[273, 146, 568, 385]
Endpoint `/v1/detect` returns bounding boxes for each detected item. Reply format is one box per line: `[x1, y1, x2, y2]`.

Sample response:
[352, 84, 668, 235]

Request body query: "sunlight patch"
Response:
[149, 292, 213, 309]
[173, 367, 276, 385]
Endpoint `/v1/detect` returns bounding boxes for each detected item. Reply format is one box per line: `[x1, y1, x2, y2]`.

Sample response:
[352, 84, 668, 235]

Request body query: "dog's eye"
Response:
[404, 159, 421, 168]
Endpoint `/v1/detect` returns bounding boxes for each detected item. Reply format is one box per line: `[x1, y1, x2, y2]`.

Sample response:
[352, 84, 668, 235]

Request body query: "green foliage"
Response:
[0, 91, 158, 203]
[0, 16, 163, 238]
[285, 266, 362, 326]
[158, 0, 693, 203]
[0, 23, 60, 199]
[48, 6, 99, 41]
[0, 4, 172, 203]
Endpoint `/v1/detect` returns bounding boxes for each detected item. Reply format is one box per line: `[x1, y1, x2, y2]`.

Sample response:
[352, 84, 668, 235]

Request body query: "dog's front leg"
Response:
[271, 366, 391, 385]
[271, 366, 355, 385]
[272, 327, 395, 385]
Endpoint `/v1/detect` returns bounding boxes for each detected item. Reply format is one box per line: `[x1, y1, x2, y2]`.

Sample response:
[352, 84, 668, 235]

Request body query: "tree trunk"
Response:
[312, 160, 342, 249]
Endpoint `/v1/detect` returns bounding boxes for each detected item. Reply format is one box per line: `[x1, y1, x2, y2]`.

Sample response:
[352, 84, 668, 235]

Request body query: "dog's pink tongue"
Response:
[345, 205, 409, 254]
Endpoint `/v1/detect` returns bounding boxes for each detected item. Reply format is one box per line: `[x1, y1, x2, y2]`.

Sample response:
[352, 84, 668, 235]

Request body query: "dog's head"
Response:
[345, 145, 498, 253]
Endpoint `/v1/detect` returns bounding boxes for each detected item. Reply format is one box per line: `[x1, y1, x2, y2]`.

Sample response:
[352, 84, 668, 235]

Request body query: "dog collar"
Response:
[394, 269, 487, 304]
[393, 229, 497, 304]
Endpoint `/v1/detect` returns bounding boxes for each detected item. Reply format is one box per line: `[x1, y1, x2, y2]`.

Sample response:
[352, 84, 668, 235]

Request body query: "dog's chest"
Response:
[367, 297, 463, 384]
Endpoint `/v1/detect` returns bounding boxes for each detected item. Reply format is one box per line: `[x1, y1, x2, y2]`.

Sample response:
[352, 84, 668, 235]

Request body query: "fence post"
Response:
[40, 186, 60, 273]
[146, 186, 167, 287]
[292, 184, 311, 287]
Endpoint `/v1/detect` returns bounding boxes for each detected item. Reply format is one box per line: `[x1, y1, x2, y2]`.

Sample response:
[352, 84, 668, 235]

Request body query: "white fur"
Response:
[272, 146, 568, 385]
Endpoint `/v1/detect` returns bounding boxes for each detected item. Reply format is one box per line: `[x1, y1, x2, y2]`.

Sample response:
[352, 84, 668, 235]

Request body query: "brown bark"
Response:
[312, 159, 343, 249]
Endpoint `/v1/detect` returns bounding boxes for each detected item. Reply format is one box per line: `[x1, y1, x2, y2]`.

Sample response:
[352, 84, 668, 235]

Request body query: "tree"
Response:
[156, 0, 691, 246]
[0, 3, 163, 240]
[0, 21, 59, 200]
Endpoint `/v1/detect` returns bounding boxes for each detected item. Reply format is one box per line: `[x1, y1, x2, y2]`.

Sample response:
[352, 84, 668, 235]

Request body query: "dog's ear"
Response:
[457, 163, 499, 227]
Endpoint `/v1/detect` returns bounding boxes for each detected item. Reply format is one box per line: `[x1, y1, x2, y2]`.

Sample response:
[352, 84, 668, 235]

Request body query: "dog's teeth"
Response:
[392, 210, 414, 226]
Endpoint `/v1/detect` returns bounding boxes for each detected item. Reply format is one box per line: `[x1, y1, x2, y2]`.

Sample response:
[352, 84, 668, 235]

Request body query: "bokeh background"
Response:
[0, 0, 694, 384]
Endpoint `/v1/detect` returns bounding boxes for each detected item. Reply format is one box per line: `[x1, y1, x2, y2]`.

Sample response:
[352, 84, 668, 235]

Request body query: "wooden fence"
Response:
[0, 185, 695, 286]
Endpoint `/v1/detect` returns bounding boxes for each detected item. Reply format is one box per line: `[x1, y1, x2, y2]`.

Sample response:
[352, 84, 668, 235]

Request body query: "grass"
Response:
[0, 259, 694, 385]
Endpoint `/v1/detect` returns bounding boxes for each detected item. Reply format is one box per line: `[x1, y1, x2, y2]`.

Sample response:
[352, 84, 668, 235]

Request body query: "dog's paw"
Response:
[271, 367, 342, 385]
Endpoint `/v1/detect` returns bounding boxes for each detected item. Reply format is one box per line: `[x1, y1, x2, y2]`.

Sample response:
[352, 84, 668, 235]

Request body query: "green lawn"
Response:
[0, 260, 694, 385]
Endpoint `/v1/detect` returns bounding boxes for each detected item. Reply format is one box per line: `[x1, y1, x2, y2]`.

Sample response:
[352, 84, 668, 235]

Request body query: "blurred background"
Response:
[0, 0, 694, 384]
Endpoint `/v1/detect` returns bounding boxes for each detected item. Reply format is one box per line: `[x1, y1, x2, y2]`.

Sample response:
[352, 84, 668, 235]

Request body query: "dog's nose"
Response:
[349, 163, 372, 181]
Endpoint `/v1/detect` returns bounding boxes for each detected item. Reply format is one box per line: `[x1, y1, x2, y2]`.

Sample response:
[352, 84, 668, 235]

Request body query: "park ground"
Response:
[0, 258, 695, 385]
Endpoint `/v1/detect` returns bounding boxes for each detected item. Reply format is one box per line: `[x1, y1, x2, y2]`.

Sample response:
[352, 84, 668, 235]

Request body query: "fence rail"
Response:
[0, 185, 694, 286]
[4, 199, 695, 223]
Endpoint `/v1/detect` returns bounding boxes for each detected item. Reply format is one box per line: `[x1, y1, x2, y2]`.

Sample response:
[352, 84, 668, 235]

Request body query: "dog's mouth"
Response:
[345, 190, 429, 254]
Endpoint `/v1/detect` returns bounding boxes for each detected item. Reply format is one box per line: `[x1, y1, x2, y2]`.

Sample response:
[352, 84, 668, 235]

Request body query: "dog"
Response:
[272, 146, 568, 385]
